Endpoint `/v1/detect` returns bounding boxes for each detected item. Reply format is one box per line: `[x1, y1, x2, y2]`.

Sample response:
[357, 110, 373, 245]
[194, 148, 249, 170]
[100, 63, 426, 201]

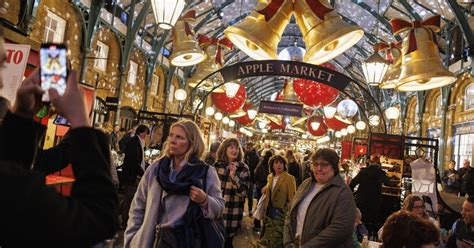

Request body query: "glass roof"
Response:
[100, 0, 466, 105]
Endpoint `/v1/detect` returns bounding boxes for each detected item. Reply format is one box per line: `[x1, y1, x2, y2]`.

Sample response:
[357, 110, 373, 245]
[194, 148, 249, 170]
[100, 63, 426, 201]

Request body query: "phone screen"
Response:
[40, 44, 68, 101]
[53, 114, 70, 126]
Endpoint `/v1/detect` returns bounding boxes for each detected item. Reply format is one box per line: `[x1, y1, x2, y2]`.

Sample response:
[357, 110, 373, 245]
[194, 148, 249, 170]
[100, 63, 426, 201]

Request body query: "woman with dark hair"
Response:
[258, 155, 296, 247]
[286, 150, 302, 187]
[124, 120, 224, 247]
[284, 148, 356, 247]
[381, 211, 439, 248]
[214, 138, 250, 248]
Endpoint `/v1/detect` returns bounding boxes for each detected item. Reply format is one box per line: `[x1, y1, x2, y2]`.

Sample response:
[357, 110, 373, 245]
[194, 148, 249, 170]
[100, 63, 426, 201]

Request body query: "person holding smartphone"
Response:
[0, 37, 118, 246]
[214, 138, 250, 248]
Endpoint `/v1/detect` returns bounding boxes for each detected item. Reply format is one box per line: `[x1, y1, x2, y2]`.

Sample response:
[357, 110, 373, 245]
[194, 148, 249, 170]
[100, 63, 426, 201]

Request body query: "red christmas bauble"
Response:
[269, 119, 286, 130]
[211, 85, 246, 113]
[293, 63, 339, 107]
[235, 103, 254, 126]
[306, 116, 327, 136]
[324, 115, 351, 131]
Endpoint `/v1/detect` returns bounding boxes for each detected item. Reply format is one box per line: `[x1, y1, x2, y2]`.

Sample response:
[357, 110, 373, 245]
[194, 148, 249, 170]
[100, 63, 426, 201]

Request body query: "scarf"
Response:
[157, 156, 207, 194]
[156, 156, 208, 248]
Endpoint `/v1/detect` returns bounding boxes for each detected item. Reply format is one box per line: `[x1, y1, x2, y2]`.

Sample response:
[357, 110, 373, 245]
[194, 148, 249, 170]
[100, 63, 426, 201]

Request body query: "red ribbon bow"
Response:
[306, 0, 334, 20]
[181, 10, 196, 36]
[374, 42, 402, 63]
[390, 15, 441, 55]
[257, 0, 284, 22]
[197, 35, 233, 66]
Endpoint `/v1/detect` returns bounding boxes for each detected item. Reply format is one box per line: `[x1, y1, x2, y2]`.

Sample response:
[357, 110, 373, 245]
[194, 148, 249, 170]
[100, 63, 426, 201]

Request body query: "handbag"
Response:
[197, 166, 226, 248]
[253, 193, 267, 221]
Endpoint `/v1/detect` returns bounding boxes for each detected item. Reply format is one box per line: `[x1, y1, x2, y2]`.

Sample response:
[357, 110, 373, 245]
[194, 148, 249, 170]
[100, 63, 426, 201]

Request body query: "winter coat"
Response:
[262, 172, 296, 212]
[284, 175, 356, 247]
[124, 159, 224, 247]
[214, 161, 250, 237]
[0, 112, 119, 247]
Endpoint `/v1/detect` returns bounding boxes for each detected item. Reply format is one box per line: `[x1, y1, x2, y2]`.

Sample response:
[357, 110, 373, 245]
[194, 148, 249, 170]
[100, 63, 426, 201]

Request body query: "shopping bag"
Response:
[254, 193, 267, 220]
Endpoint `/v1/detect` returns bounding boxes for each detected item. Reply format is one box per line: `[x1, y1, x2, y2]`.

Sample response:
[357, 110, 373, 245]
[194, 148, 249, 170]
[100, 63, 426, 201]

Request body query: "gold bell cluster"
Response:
[224, 0, 364, 64]
[187, 35, 234, 92]
[170, 10, 207, 67]
[384, 15, 455, 91]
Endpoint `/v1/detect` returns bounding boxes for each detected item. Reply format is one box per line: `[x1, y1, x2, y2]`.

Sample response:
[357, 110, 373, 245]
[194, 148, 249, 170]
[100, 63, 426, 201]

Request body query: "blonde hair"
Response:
[159, 119, 205, 162]
[216, 138, 244, 163]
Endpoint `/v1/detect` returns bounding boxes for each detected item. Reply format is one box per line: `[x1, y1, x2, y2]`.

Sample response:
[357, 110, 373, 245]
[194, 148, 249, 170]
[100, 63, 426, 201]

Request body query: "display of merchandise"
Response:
[380, 157, 404, 197]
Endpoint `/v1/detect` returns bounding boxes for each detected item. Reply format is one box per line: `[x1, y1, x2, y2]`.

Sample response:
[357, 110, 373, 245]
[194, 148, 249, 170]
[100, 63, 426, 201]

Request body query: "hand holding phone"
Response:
[40, 44, 68, 102]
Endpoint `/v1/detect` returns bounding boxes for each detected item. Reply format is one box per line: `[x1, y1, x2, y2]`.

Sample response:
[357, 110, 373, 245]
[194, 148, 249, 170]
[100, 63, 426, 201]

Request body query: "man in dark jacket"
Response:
[459, 159, 472, 196]
[461, 161, 474, 197]
[121, 124, 149, 227]
[244, 142, 259, 215]
[349, 154, 395, 234]
[447, 196, 474, 247]
[0, 68, 118, 246]
[204, 141, 221, 165]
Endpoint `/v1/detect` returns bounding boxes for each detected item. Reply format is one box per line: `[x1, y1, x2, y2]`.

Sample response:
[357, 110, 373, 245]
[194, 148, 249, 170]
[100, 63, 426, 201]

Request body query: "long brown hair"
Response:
[216, 138, 244, 163]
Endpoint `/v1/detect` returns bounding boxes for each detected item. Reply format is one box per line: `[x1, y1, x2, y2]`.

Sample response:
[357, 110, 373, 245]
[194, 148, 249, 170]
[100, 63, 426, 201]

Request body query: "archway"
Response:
[181, 60, 387, 134]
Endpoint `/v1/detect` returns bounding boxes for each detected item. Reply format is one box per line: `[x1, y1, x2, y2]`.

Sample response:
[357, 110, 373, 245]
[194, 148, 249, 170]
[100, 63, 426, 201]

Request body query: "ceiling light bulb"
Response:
[229, 120, 235, 127]
[206, 106, 215, 116]
[214, 112, 223, 121]
[335, 131, 342, 138]
[356, 121, 366, 130]
[174, 89, 187, 101]
[222, 117, 230, 124]
[347, 125, 356, 134]
[341, 128, 348, 136]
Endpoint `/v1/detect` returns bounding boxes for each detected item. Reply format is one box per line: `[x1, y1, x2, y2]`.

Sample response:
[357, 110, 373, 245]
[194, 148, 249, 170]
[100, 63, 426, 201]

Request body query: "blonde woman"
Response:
[214, 138, 250, 248]
[124, 120, 225, 248]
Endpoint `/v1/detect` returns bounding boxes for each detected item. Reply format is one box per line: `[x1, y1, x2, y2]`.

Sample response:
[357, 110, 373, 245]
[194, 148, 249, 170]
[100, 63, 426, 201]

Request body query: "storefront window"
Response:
[94, 41, 109, 72]
[453, 133, 474, 169]
[128, 61, 138, 85]
[44, 11, 66, 43]
[465, 84, 474, 111]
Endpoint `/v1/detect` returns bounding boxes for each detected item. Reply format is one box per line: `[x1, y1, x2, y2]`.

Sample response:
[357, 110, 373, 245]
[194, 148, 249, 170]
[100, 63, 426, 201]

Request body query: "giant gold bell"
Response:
[380, 47, 402, 89]
[396, 28, 455, 91]
[294, 0, 364, 65]
[170, 18, 206, 67]
[187, 44, 224, 93]
[224, 0, 293, 60]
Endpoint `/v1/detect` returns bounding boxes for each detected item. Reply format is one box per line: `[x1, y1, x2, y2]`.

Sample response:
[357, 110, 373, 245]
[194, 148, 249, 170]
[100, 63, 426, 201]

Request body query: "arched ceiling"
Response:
[105, 0, 473, 108]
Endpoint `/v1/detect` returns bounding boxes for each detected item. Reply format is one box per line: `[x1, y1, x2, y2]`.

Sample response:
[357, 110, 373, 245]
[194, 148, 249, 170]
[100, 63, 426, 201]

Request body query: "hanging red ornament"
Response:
[235, 103, 254, 125]
[324, 115, 351, 131]
[211, 85, 246, 113]
[269, 118, 286, 130]
[293, 63, 339, 107]
[306, 116, 327, 136]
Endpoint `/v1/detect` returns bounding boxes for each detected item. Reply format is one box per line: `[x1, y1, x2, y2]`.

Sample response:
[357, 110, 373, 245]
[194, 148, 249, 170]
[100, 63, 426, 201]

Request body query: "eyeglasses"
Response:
[413, 205, 425, 209]
[312, 161, 332, 169]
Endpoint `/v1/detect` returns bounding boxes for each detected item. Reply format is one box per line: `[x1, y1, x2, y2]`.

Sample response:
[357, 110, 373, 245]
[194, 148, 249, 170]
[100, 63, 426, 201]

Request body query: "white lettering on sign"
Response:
[0, 43, 31, 104]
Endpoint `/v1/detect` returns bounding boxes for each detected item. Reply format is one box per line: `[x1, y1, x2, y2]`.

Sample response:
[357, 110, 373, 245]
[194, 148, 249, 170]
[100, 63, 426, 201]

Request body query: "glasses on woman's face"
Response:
[312, 161, 332, 169]
[413, 205, 425, 209]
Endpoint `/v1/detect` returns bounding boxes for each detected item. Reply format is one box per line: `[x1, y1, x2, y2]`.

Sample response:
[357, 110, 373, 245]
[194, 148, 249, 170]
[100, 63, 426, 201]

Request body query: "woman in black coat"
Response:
[0, 68, 118, 247]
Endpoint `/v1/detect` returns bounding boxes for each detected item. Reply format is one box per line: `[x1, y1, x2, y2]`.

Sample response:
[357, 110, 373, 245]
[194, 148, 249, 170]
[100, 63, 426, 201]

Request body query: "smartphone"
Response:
[53, 114, 70, 126]
[40, 43, 68, 102]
